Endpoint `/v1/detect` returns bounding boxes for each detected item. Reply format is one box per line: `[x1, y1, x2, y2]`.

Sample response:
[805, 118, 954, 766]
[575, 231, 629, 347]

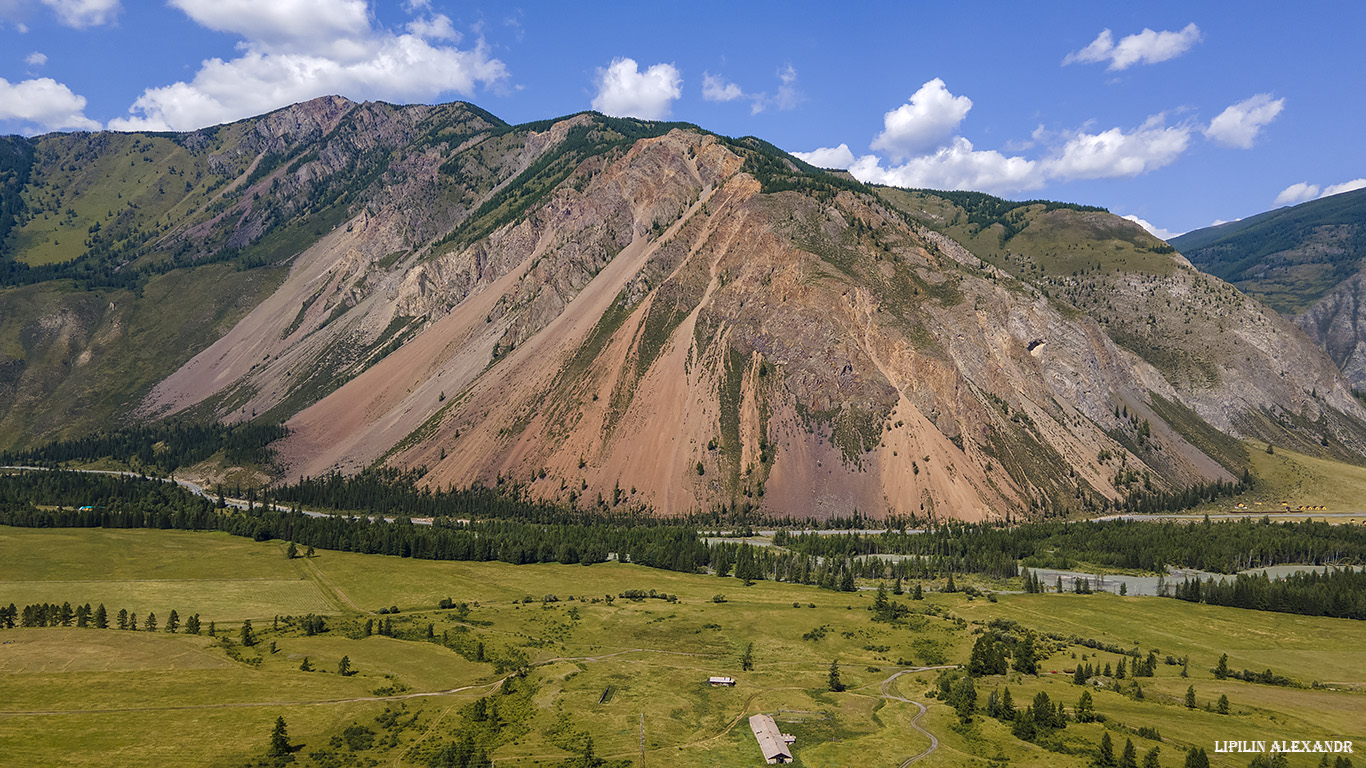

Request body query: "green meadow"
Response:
[1, 526, 1363, 767]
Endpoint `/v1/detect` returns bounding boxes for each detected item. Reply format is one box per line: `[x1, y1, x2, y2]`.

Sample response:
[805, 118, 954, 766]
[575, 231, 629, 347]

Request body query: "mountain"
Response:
[3, 97, 1365, 520]
[1172, 188, 1366, 389]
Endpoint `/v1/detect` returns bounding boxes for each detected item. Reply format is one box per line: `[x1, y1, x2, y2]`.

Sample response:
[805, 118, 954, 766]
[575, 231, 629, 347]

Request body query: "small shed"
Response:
[748, 714, 794, 764]
[708, 676, 736, 686]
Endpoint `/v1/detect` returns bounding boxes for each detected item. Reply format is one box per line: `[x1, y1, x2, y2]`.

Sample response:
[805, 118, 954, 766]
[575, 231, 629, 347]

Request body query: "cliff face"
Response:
[6, 100, 1366, 519]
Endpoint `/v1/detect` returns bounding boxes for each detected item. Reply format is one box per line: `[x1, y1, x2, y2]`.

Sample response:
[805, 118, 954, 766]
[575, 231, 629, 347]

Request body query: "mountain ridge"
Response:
[3, 97, 1365, 519]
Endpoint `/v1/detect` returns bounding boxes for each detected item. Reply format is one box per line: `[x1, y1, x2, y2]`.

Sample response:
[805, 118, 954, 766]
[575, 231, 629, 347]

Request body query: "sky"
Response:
[1, 1, 1363, 238]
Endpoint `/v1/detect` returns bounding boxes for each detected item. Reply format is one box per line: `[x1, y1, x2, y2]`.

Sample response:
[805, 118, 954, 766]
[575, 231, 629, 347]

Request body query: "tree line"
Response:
[1, 421, 286, 475]
[2, 600, 205, 635]
[1170, 567, 1366, 620]
[775, 516, 1366, 575]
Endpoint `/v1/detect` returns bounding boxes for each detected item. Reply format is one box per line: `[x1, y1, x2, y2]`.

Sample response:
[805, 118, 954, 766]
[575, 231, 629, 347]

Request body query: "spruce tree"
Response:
[1215, 653, 1229, 679]
[93, 604, 106, 629]
[117, 608, 128, 630]
[912, 582, 924, 600]
[1119, 738, 1138, 768]
[166, 609, 179, 633]
[945, 572, 957, 593]
[145, 612, 157, 632]
[241, 619, 255, 647]
[1185, 685, 1196, 709]
[1013, 634, 1038, 675]
[1097, 732, 1115, 767]
[299, 657, 312, 672]
[268, 715, 292, 758]
[827, 659, 844, 692]
[893, 577, 903, 595]
[338, 655, 352, 676]
[1142, 746, 1161, 768]
[1000, 686, 1015, 720]
[1216, 693, 1229, 714]
[1182, 747, 1209, 768]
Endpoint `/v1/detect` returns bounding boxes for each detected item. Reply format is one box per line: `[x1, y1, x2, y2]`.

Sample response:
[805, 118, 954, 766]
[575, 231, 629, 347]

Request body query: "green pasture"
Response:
[1, 526, 1363, 767]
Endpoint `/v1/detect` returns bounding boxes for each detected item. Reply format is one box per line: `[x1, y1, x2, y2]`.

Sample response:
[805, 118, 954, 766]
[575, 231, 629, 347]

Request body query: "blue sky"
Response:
[1, 1, 1362, 237]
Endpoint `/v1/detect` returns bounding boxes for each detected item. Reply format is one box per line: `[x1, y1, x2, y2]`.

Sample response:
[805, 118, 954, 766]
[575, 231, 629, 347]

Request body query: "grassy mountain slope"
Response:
[1172, 187, 1366, 315]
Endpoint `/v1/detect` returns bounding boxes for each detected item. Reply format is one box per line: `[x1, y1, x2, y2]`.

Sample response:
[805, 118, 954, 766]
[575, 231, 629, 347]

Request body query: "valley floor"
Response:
[1, 526, 1363, 767]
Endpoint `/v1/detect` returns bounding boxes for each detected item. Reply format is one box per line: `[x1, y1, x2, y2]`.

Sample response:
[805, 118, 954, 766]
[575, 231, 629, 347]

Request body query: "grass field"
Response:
[2, 526, 1363, 767]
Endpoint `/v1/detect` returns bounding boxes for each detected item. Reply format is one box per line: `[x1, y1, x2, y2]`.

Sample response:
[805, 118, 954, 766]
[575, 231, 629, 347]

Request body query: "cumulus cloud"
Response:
[850, 138, 1044, 196]
[40, 0, 119, 28]
[1064, 23, 1201, 70]
[790, 143, 856, 169]
[590, 57, 681, 120]
[109, 0, 506, 131]
[701, 72, 744, 103]
[1204, 94, 1284, 149]
[1043, 116, 1190, 181]
[1276, 178, 1366, 206]
[0, 76, 101, 132]
[1274, 182, 1319, 206]
[25, 51, 46, 67]
[870, 78, 972, 161]
[1122, 214, 1180, 241]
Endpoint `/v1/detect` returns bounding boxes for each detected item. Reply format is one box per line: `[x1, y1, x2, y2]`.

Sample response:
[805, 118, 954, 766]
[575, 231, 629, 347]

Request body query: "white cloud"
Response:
[849, 138, 1044, 196]
[1064, 23, 1201, 70]
[1322, 178, 1366, 197]
[169, 0, 370, 56]
[1274, 182, 1319, 206]
[25, 51, 46, 67]
[109, 0, 507, 131]
[790, 143, 856, 169]
[40, 0, 119, 28]
[405, 13, 458, 42]
[1273, 178, 1366, 207]
[1204, 94, 1284, 149]
[701, 72, 744, 103]
[870, 78, 972, 161]
[1122, 214, 1180, 241]
[773, 64, 800, 111]
[0, 76, 100, 132]
[1043, 116, 1190, 181]
[590, 57, 681, 120]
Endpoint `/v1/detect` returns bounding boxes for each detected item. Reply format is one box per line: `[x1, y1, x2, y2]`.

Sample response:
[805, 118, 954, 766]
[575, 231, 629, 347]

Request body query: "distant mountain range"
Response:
[1173, 187, 1366, 389]
[3, 97, 1365, 520]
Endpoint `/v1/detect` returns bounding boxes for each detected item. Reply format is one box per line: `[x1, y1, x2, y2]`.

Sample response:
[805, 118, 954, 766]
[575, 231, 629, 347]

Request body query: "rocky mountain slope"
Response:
[4, 97, 1365, 520]
[1173, 188, 1366, 390]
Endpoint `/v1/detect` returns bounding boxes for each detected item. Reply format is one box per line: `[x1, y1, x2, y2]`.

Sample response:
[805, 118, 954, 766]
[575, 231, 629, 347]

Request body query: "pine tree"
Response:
[1012, 705, 1036, 741]
[145, 612, 157, 632]
[241, 619, 255, 647]
[741, 642, 754, 671]
[1142, 746, 1161, 768]
[912, 582, 924, 600]
[1076, 690, 1096, 722]
[208, 621, 216, 637]
[839, 568, 856, 592]
[166, 609, 179, 633]
[1119, 738, 1138, 768]
[1097, 732, 1115, 767]
[268, 715, 292, 758]
[286, 542, 298, 559]
[117, 608, 128, 630]
[827, 659, 844, 692]
[299, 657, 312, 672]
[1000, 686, 1015, 721]
[94, 604, 108, 629]
[945, 572, 957, 593]
[1216, 693, 1229, 714]
[1182, 747, 1209, 768]
[1185, 685, 1196, 709]
[186, 614, 200, 635]
[306, 544, 315, 558]
[128, 612, 137, 631]
[1013, 634, 1038, 675]
[338, 655, 353, 676]
[1116, 657, 1126, 679]
[952, 676, 977, 723]
[893, 577, 903, 595]
[1215, 653, 1229, 679]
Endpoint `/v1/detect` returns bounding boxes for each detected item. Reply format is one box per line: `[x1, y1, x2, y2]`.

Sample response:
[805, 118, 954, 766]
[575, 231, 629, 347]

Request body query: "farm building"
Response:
[748, 714, 795, 764]
[707, 676, 736, 686]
